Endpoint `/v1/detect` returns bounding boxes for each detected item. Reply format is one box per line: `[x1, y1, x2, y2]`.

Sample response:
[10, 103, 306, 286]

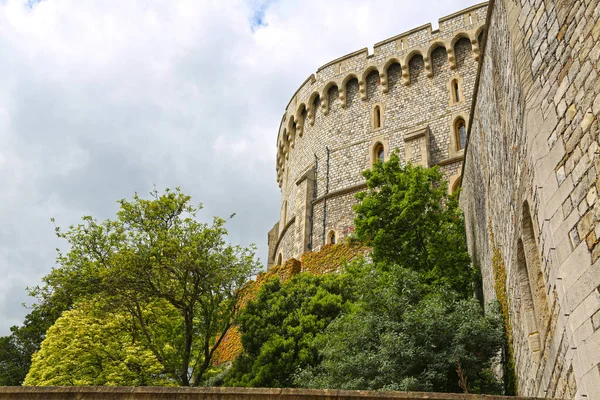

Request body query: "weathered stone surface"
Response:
[461, 0, 600, 398]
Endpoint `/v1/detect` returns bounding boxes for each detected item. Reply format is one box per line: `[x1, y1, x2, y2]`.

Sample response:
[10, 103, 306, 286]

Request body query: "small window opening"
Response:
[374, 106, 381, 129]
[401, 40, 405, 50]
[452, 79, 460, 102]
[277, 253, 283, 266]
[456, 119, 467, 150]
[328, 231, 336, 245]
[469, 13, 473, 24]
[374, 143, 385, 164]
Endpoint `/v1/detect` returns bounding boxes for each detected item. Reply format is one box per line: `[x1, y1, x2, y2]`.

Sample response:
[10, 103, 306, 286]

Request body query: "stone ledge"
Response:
[312, 183, 367, 205]
[0, 387, 543, 400]
[437, 154, 464, 166]
[404, 126, 430, 142]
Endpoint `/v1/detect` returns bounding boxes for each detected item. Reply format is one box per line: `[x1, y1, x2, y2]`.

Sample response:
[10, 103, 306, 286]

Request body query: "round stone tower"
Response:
[268, 2, 487, 269]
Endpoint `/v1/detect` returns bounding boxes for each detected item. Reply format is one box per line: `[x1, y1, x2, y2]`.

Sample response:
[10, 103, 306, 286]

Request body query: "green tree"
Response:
[24, 299, 171, 386]
[353, 153, 473, 296]
[0, 295, 69, 386]
[225, 273, 355, 388]
[32, 188, 260, 386]
[295, 259, 504, 393]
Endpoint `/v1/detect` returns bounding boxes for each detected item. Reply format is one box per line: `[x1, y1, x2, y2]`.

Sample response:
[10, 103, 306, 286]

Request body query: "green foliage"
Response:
[353, 153, 474, 296]
[24, 300, 172, 386]
[224, 273, 356, 388]
[224, 157, 504, 393]
[295, 259, 504, 393]
[0, 295, 69, 386]
[30, 188, 260, 386]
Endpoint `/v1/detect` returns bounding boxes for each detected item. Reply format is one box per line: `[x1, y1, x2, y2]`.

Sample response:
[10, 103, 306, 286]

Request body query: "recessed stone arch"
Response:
[429, 44, 448, 77]
[320, 81, 338, 115]
[447, 74, 465, 106]
[371, 102, 385, 130]
[407, 52, 425, 85]
[360, 66, 380, 100]
[287, 117, 297, 149]
[322, 82, 339, 115]
[449, 174, 462, 194]
[381, 58, 401, 92]
[401, 49, 423, 85]
[307, 92, 321, 125]
[339, 73, 359, 108]
[448, 113, 468, 158]
[344, 76, 360, 108]
[365, 69, 380, 101]
[475, 26, 486, 47]
[453, 36, 473, 69]
[518, 201, 549, 356]
[327, 230, 337, 245]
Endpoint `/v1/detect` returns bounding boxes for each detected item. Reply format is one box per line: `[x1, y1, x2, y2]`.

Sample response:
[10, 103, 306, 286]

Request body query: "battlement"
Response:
[275, 2, 487, 186]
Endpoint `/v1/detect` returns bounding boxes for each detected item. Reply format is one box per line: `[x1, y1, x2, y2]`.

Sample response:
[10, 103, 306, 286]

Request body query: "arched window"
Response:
[277, 253, 283, 266]
[451, 177, 462, 194]
[374, 143, 385, 164]
[452, 79, 461, 103]
[328, 231, 336, 245]
[455, 118, 467, 150]
[373, 105, 381, 129]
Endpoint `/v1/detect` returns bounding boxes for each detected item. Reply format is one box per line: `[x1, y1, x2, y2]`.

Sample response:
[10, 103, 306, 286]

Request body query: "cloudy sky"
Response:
[0, 0, 479, 334]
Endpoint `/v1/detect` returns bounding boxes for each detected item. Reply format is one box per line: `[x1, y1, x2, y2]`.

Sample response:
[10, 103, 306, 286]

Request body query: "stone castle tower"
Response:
[267, 3, 487, 269]
[268, 0, 600, 398]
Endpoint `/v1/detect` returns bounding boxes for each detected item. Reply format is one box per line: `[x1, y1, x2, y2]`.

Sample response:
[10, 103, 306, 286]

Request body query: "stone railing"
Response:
[0, 387, 541, 400]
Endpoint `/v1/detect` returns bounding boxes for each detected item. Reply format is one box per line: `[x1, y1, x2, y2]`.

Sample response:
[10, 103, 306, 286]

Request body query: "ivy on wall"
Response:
[489, 224, 518, 395]
[212, 242, 368, 365]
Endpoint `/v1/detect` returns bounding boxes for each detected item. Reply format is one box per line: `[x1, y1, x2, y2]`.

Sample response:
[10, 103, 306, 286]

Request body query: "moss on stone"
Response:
[489, 225, 517, 395]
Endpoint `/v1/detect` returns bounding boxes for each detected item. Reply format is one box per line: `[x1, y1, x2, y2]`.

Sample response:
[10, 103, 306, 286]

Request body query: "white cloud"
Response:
[0, 0, 479, 334]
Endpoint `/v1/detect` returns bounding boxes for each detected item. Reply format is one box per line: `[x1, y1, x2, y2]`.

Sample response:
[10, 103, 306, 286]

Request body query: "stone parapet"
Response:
[0, 386, 543, 400]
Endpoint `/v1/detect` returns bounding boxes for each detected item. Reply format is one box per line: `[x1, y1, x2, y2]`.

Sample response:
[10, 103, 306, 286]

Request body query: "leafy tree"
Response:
[295, 259, 504, 393]
[224, 273, 355, 387]
[353, 153, 474, 296]
[32, 188, 260, 386]
[0, 295, 69, 386]
[24, 299, 171, 386]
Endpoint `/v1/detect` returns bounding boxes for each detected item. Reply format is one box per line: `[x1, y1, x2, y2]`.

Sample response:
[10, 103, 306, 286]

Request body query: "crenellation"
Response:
[275, 3, 488, 183]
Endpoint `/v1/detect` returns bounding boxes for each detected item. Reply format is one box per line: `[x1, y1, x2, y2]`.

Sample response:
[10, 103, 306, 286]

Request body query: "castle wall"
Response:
[461, 0, 600, 397]
[269, 3, 487, 268]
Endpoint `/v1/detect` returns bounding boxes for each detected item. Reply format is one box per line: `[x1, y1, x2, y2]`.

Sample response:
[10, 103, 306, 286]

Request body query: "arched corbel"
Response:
[401, 64, 410, 86]
[447, 47, 457, 69]
[339, 86, 346, 108]
[359, 79, 367, 100]
[295, 104, 305, 137]
[320, 99, 329, 116]
[307, 92, 319, 125]
[424, 55, 433, 78]
[296, 115, 304, 136]
[380, 71, 389, 93]
[471, 38, 480, 61]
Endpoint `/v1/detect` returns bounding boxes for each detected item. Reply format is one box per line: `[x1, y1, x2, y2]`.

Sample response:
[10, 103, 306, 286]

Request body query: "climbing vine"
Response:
[489, 224, 518, 395]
